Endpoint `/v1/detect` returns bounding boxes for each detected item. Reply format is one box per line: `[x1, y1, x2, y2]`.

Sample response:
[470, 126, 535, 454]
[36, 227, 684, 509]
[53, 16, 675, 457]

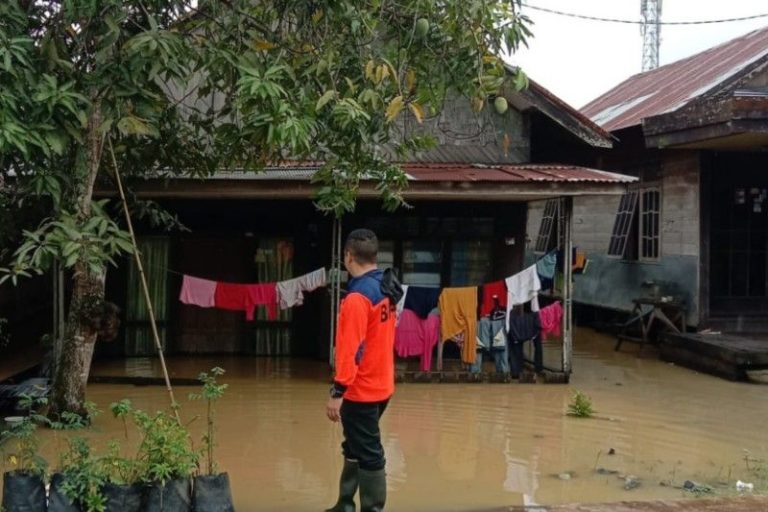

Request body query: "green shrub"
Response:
[567, 390, 594, 418]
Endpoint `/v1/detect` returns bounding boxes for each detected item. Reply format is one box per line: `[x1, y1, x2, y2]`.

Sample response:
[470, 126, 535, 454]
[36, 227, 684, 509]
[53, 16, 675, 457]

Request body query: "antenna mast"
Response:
[641, 0, 662, 71]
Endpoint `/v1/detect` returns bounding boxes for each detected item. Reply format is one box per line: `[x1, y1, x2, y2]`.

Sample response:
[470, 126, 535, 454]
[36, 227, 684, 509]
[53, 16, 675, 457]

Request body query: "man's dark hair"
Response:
[345, 229, 378, 265]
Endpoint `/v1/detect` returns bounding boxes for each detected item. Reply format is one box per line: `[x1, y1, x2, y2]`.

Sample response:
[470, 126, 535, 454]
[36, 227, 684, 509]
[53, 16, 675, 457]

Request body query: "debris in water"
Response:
[624, 476, 641, 490]
[736, 480, 754, 492]
[659, 480, 671, 487]
[557, 472, 573, 481]
[683, 480, 713, 494]
[608, 448, 616, 455]
[596, 467, 619, 475]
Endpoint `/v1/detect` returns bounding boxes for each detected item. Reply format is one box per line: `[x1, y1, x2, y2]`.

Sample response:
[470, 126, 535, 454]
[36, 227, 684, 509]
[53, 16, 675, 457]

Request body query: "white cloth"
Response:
[505, 264, 541, 330]
[277, 268, 327, 309]
[395, 285, 409, 324]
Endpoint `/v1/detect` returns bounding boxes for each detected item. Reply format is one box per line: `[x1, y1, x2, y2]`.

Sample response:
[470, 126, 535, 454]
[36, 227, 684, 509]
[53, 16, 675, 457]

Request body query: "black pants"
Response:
[340, 399, 389, 471]
[509, 337, 543, 376]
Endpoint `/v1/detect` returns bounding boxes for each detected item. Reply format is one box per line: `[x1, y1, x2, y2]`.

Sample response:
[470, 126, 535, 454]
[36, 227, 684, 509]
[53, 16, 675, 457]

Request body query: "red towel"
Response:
[214, 282, 278, 321]
[479, 281, 508, 317]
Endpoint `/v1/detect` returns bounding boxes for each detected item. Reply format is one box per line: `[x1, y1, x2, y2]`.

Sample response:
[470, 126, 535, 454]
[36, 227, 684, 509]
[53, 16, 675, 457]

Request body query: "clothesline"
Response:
[135, 247, 584, 296]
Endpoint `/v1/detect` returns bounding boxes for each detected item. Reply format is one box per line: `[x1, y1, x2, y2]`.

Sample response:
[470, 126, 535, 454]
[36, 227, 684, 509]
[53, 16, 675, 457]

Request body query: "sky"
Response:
[509, 0, 768, 109]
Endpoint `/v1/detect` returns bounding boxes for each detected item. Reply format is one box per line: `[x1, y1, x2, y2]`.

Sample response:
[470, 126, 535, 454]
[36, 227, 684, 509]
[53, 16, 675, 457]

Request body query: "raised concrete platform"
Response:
[499, 496, 768, 511]
[660, 332, 768, 380]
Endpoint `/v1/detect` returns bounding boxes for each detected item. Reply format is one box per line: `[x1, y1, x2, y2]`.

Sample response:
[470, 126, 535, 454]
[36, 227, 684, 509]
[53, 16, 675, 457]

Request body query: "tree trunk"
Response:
[48, 101, 105, 419]
[48, 264, 105, 418]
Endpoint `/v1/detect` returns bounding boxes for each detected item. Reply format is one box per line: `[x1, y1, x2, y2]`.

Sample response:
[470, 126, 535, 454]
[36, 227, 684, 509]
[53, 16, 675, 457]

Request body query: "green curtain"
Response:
[125, 237, 170, 356]
[249, 239, 293, 356]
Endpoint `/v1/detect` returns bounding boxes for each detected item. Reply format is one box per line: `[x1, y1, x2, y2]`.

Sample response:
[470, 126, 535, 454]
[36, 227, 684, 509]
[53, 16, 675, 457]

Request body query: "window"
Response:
[607, 191, 638, 258]
[402, 241, 442, 287]
[534, 199, 563, 253]
[639, 188, 661, 260]
[451, 240, 492, 286]
[608, 187, 661, 261]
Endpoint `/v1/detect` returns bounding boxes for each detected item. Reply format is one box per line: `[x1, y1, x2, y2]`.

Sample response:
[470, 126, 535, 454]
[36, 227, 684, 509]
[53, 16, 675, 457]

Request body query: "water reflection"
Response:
[7, 328, 768, 511]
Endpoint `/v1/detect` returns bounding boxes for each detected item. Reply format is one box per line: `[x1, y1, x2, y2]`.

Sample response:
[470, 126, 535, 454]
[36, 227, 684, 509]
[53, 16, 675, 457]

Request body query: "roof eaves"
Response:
[503, 64, 615, 148]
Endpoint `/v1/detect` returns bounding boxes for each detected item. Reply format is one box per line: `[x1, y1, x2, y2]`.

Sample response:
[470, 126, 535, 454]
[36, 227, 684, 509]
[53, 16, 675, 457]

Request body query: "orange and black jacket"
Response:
[333, 269, 399, 403]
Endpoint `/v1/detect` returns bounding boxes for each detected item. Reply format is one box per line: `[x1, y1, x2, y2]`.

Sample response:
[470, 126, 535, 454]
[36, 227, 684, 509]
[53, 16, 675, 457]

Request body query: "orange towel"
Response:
[439, 287, 478, 365]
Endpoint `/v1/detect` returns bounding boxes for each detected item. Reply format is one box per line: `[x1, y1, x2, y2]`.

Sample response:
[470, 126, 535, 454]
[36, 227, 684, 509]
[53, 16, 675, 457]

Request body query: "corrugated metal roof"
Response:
[582, 26, 768, 132]
[190, 163, 634, 184]
[402, 163, 636, 183]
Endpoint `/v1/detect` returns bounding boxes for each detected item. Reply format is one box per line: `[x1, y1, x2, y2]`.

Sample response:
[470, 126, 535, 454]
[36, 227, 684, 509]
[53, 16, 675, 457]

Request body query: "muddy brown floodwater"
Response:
[3, 328, 768, 511]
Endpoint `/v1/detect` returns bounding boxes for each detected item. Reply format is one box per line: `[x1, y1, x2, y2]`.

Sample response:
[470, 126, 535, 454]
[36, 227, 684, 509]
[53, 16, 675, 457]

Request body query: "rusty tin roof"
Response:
[582, 26, 768, 132]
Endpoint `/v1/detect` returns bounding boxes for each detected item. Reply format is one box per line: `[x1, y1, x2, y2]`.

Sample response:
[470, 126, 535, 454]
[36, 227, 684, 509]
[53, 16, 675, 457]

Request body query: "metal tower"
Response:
[640, 0, 662, 71]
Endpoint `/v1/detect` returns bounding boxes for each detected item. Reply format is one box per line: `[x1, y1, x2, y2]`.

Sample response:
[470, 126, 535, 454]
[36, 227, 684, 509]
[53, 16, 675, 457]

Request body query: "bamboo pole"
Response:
[107, 139, 180, 421]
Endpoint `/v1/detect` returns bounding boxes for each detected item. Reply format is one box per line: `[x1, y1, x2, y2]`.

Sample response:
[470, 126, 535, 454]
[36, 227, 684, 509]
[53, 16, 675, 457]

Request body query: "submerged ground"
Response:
[3, 328, 767, 511]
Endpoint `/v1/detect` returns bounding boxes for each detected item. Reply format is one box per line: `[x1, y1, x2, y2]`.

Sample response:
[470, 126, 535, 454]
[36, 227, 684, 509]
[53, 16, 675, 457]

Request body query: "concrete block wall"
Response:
[661, 152, 700, 258]
[524, 151, 702, 325]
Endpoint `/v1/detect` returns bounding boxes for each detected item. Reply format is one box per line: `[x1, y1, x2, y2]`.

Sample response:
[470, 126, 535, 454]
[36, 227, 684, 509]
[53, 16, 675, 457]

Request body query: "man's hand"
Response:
[326, 397, 343, 422]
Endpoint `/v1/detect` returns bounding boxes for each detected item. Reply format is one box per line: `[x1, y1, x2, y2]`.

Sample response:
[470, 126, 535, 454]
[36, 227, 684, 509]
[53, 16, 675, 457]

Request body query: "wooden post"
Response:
[107, 139, 180, 421]
[329, 217, 342, 369]
[562, 196, 574, 377]
[51, 261, 65, 378]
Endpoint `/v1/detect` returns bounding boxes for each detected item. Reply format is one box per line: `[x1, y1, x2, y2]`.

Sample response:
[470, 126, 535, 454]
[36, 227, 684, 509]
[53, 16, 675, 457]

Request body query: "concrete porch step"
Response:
[660, 331, 768, 380]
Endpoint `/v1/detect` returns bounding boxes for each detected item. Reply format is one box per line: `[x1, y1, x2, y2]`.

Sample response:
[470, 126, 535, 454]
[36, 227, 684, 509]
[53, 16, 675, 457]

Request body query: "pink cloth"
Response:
[179, 275, 217, 308]
[539, 302, 563, 340]
[395, 310, 440, 371]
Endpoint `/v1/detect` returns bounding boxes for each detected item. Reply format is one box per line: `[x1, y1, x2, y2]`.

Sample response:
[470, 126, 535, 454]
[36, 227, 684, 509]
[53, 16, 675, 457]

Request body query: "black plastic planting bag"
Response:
[193, 473, 235, 512]
[101, 482, 142, 512]
[1, 471, 46, 512]
[48, 473, 81, 512]
[144, 478, 192, 512]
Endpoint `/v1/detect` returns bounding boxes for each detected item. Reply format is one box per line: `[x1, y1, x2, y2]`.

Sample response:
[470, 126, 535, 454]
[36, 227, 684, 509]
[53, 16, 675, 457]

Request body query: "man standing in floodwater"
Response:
[325, 229, 402, 512]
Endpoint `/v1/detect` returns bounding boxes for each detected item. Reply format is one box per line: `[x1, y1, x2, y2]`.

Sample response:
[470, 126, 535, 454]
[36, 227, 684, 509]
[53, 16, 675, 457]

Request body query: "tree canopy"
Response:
[0, 0, 532, 414]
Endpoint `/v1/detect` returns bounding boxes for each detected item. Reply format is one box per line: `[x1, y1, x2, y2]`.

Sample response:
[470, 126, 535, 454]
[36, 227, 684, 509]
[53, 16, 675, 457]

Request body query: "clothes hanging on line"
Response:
[476, 316, 507, 350]
[395, 309, 440, 372]
[574, 250, 588, 275]
[276, 267, 327, 310]
[556, 248, 587, 273]
[395, 285, 410, 324]
[536, 250, 558, 291]
[478, 281, 508, 318]
[472, 316, 510, 374]
[507, 312, 543, 374]
[214, 282, 278, 321]
[470, 345, 510, 375]
[179, 275, 217, 308]
[505, 264, 541, 331]
[439, 287, 479, 365]
[539, 301, 563, 340]
[404, 286, 442, 319]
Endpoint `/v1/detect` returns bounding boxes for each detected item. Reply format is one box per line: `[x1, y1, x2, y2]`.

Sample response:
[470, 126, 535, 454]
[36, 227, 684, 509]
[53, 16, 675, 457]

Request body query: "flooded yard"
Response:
[6, 328, 768, 511]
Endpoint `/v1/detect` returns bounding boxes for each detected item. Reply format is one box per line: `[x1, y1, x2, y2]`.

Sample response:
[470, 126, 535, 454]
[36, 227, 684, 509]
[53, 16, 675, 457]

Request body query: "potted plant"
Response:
[189, 367, 234, 512]
[48, 437, 106, 512]
[99, 440, 143, 512]
[133, 408, 197, 511]
[1, 394, 48, 512]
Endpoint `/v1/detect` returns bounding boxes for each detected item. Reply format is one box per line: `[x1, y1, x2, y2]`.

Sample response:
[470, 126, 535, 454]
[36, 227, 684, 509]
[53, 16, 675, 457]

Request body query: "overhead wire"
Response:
[520, 3, 768, 25]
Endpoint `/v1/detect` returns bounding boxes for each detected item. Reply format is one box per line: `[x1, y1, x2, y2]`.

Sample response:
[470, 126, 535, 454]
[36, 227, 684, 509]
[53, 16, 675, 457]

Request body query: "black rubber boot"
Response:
[359, 468, 386, 512]
[325, 459, 359, 512]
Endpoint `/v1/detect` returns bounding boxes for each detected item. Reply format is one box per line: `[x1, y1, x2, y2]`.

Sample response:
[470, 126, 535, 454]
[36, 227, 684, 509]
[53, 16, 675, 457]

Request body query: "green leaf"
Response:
[315, 90, 336, 112]
[44, 132, 67, 155]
